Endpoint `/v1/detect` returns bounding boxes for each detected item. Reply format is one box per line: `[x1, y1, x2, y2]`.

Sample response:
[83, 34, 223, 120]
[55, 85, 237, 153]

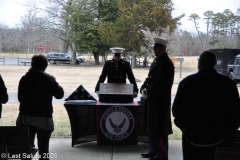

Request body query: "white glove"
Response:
[133, 92, 138, 98]
[96, 91, 99, 97]
[141, 88, 148, 99]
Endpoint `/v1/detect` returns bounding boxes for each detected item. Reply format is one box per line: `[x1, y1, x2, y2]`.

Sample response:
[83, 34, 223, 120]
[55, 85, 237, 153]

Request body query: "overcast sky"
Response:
[0, 0, 239, 32]
[0, 0, 28, 27]
[172, 0, 240, 32]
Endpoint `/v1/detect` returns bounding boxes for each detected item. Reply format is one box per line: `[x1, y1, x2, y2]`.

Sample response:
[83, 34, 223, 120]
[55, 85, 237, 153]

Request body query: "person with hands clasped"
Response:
[140, 38, 174, 160]
[95, 47, 139, 98]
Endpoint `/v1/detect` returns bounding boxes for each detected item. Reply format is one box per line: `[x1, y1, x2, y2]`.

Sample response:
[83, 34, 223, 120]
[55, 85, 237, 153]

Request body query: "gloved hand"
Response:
[133, 92, 138, 98]
[141, 88, 148, 99]
[96, 91, 99, 97]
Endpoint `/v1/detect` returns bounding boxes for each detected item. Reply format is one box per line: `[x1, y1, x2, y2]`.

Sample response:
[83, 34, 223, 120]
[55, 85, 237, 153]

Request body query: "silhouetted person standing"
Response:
[0, 74, 8, 118]
[95, 47, 139, 97]
[16, 55, 64, 160]
[140, 38, 174, 160]
[172, 51, 240, 160]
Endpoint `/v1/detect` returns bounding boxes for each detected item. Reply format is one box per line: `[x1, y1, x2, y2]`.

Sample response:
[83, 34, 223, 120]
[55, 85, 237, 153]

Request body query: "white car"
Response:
[76, 56, 85, 63]
[66, 53, 85, 64]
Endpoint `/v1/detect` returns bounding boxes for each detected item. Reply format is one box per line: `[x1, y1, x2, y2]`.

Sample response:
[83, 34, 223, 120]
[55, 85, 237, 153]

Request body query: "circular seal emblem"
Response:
[100, 106, 134, 141]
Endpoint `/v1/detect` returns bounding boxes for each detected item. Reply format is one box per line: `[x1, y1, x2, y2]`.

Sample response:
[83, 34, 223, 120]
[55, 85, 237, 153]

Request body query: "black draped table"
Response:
[64, 100, 148, 147]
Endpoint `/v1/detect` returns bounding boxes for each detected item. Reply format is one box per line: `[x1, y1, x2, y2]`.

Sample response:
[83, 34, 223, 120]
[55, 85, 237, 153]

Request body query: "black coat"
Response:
[18, 68, 64, 118]
[95, 59, 139, 93]
[0, 75, 8, 118]
[172, 69, 240, 144]
[140, 53, 174, 136]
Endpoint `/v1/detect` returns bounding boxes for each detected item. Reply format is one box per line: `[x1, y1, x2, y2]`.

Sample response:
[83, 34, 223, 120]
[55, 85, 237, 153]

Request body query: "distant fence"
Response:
[0, 57, 31, 65]
[0, 57, 5, 65]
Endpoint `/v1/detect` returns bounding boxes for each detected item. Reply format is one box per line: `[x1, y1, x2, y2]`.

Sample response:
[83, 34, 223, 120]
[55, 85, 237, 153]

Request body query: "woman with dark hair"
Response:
[16, 54, 64, 160]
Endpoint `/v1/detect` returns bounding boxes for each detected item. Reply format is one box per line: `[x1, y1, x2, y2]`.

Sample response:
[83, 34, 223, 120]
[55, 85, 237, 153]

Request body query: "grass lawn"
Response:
[0, 53, 203, 140]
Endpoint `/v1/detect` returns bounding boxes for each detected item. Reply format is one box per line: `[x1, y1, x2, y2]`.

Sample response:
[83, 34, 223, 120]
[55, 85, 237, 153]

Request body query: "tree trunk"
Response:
[237, 33, 240, 48]
[194, 23, 203, 51]
[102, 54, 107, 63]
[143, 57, 147, 67]
[71, 43, 76, 65]
[93, 52, 100, 65]
[72, 51, 76, 65]
[63, 42, 69, 53]
[131, 53, 136, 68]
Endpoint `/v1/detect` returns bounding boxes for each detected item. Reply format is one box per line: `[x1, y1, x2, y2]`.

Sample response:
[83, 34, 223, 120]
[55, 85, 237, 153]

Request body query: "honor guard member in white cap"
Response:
[140, 38, 174, 160]
[95, 47, 139, 97]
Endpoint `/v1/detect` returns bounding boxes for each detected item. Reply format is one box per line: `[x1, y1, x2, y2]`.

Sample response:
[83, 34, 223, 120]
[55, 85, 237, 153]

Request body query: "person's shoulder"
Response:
[44, 72, 56, 80]
[107, 59, 113, 62]
[120, 59, 130, 65]
[164, 55, 174, 65]
[179, 73, 198, 84]
[103, 60, 113, 65]
[105, 59, 112, 63]
[216, 73, 235, 84]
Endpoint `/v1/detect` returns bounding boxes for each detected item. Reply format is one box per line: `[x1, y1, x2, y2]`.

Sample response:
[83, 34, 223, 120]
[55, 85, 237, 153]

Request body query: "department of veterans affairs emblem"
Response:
[100, 106, 134, 141]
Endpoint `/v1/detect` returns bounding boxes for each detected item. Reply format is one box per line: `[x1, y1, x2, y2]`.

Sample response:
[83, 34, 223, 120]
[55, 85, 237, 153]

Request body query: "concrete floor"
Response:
[32, 139, 183, 160]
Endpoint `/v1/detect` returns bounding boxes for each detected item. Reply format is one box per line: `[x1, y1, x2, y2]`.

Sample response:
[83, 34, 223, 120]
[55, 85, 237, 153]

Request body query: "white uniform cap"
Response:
[110, 47, 125, 54]
[153, 38, 169, 47]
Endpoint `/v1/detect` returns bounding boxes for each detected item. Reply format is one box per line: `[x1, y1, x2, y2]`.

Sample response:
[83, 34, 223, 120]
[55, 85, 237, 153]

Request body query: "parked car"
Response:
[47, 52, 85, 64]
[65, 53, 85, 64]
[227, 54, 240, 84]
[210, 48, 240, 75]
[47, 52, 70, 64]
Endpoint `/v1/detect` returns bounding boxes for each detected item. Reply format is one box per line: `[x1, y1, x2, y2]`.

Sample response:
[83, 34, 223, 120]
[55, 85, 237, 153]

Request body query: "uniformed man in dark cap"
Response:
[140, 38, 174, 160]
[95, 47, 139, 97]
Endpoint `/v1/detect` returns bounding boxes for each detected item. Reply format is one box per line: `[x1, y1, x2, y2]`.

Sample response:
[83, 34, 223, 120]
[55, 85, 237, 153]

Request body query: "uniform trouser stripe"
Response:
[148, 135, 169, 159]
[160, 138, 164, 159]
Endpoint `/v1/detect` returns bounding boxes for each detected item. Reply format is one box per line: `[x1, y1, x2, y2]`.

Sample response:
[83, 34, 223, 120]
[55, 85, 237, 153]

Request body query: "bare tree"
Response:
[188, 13, 203, 51]
[203, 11, 214, 50]
[237, 8, 240, 48]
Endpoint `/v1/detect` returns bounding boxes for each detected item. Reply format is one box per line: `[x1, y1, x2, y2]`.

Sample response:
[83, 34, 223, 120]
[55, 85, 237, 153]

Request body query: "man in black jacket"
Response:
[95, 47, 139, 97]
[17, 55, 64, 160]
[140, 38, 174, 160]
[172, 51, 240, 160]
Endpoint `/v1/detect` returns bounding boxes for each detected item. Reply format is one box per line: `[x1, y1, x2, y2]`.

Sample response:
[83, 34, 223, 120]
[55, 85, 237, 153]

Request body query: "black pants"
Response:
[148, 134, 169, 159]
[28, 126, 52, 160]
[182, 133, 234, 160]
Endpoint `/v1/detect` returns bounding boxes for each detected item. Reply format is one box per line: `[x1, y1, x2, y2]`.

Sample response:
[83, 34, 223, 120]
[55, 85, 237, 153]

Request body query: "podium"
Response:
[96, 102, 138, 145]
[97, 83, 139, 145]
[99, 83, 134, 103]
[64, 84, 148, 147]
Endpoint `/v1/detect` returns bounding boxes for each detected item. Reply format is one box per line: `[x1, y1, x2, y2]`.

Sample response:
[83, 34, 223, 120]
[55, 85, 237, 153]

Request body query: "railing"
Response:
[0, 57, 31, 65]
[0, 57, 5, 65]
[136, 60, 149, 67]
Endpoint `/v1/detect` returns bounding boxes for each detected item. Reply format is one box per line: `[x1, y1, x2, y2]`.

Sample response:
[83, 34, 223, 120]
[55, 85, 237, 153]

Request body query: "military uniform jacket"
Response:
[95, 59, 139, 93]
[140, 53, 174, 136]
